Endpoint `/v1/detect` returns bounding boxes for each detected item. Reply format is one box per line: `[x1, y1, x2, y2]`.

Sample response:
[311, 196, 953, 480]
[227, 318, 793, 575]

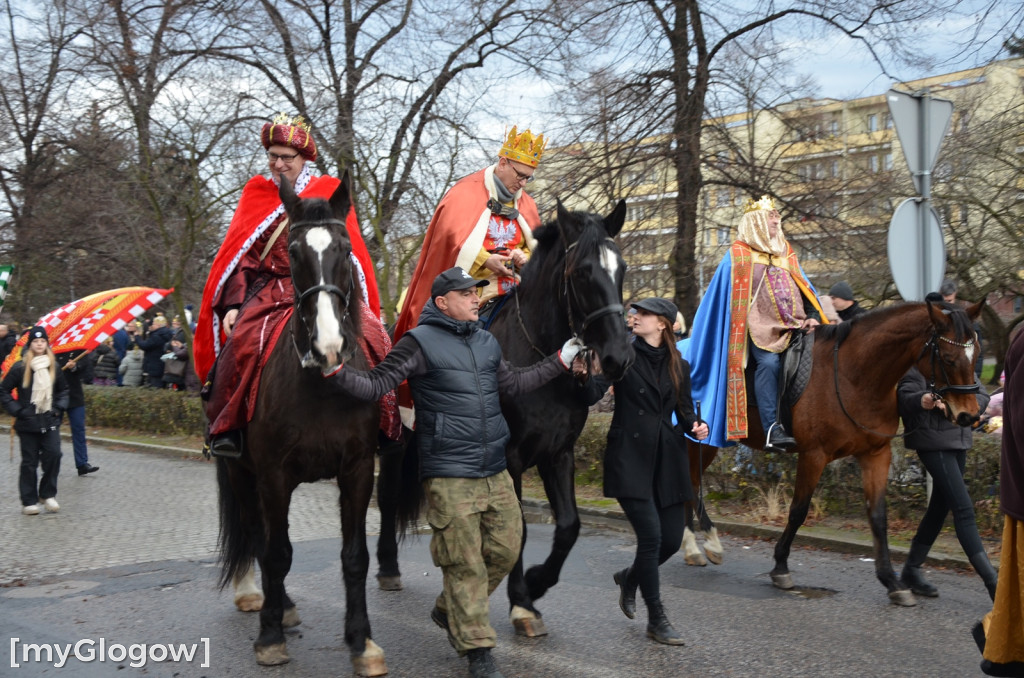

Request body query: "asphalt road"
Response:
[1, 442, 994, 677]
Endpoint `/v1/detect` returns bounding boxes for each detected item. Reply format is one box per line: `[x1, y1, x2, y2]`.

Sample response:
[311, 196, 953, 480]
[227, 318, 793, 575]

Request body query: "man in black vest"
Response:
[325, 266, 582, 678]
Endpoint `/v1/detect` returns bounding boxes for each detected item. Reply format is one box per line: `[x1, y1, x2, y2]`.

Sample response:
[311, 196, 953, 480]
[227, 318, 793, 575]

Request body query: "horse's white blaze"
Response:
[305, 226, 344, 360]
[964, 343, 975, 365]
[305, 226, 332, 253]
[599, 243, 619, 284]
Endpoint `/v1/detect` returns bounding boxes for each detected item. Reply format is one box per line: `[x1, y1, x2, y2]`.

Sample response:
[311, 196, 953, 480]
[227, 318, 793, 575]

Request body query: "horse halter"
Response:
[921, 332, 980, 397]
[563, 238, 624, 336]
[288, 218, 354, 366]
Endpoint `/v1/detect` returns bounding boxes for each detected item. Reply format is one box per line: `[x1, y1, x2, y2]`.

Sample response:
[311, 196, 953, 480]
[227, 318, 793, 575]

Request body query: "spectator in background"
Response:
[0, 323, 17, 365]
[56, 350, 99, 476]
[170, 316, 186, 343]
[111, 322, 137, 386]
[827, 281, 865, 322]
[119, 341, 144, 387]
[136, 315, 174, 388]
[90, 337, 120, 386]
[161, 336, 189, 391]
[672, 311, 687, 340]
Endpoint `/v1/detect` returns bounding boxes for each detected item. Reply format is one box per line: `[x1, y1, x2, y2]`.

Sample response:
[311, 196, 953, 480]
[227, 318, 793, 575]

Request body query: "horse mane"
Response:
[815, 300, 975, 348]
[520, 214, 605, 297]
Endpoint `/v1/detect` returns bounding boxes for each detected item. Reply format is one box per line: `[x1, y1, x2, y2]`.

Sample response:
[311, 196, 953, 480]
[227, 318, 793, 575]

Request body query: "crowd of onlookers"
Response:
[0, 307, 200, 394]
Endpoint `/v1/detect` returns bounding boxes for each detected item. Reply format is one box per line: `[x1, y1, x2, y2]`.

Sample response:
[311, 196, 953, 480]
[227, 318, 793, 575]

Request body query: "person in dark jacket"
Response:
[593, 297, 708, 646]
[161, 336, 189, 391]
[90, 338, 121, 385]
[326, 266, 583, 678]
[974, 328, 1024, 676]
[0, 323, 18, 365]
[0, 326, 70, 514]
[827, 281, 866, 322]
[56, 350, 99, 476]
[135, 315, 174, 388]
[897, 345, 995, 600]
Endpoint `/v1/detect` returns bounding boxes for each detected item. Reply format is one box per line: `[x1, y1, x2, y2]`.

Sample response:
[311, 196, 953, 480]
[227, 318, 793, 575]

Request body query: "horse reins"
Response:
[832, 328, 978, 439]
[287, 218, 354, 365]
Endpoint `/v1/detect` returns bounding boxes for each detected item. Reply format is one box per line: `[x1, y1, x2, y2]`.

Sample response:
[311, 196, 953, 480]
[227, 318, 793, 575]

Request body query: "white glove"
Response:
[559, 337, 585, 369]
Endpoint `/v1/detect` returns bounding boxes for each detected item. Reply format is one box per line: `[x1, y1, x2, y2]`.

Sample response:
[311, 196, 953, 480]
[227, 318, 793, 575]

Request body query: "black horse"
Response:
[377, 200, 634, 637]
[215, 173, 387, 675]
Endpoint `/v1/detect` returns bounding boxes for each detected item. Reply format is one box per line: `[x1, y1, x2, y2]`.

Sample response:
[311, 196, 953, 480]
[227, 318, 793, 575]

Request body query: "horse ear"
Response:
[965, 298, 985, 321]
[330, 170, 353, 220]
[605, 200, 626, 238]
[279, 175, 300, 214]
[555, 198, 573, 247]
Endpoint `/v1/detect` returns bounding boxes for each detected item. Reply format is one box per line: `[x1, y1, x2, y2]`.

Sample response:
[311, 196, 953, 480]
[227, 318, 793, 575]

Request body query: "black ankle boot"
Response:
[645, 599, 685, 646]
[969, 552, 998, 602]
[901, 539, 938, 597]
[466, 647, 504, 678]
[211, 430, 243, 458]
[613, 567, 637, 619]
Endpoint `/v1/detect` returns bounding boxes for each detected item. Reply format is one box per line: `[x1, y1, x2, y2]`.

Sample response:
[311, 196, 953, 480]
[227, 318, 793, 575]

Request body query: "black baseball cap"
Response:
[431, 267, 489, 298]
[630, 297, 678, 320]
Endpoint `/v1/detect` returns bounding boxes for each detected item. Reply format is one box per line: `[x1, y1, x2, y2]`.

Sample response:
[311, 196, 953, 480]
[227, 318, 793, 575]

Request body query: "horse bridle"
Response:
[287, 218, 354, 366]
[515, 237, 623, 359]
[833, 328, 978, 438]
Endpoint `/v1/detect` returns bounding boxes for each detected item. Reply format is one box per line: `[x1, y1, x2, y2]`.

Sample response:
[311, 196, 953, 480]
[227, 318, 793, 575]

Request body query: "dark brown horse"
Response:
[684, 300, 984, 605]
[214, 173, 387, 674]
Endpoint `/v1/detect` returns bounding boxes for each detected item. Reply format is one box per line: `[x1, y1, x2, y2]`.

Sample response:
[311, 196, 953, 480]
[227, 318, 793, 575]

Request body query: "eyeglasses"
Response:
[506, 161, 534, 184]
[266, 150, 301, 163]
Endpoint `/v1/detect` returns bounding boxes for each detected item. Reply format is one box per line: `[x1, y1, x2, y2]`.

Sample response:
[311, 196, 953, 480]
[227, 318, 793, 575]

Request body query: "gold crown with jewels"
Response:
[498, 126, 547, 168]
[743, 195, 777, 213]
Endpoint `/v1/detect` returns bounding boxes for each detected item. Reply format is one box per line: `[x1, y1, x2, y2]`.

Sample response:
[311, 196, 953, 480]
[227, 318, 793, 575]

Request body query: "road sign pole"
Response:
[918, 90, 932, 300]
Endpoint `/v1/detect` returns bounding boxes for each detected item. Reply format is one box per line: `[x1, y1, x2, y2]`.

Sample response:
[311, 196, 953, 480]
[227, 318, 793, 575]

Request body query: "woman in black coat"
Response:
[0, 326, 70, 514]
[602, 297, 708, 645]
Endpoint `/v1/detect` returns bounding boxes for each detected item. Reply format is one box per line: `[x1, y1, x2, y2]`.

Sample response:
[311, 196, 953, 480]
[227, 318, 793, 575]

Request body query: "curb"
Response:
[16, 425, 975, 570]
[521, 499, 977, 569]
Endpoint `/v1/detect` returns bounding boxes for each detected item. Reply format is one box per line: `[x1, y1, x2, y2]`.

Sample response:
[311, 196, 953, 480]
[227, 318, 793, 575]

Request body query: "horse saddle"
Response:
[778, 330, 815, 432]
[478, 293, 513, 331]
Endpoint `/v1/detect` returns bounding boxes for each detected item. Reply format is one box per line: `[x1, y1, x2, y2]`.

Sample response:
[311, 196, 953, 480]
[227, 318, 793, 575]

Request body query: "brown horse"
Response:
[214, 173, 386, 674]
[684, 300, 984, 605]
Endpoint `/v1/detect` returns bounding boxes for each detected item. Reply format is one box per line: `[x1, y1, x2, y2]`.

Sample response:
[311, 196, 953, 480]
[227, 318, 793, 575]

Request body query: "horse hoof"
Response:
[352, 639, 388, 677]
[377, 575, 403, 591]
[282, 606, 301, 628]
[684, 552, 708, 567]
[510, 605, 548, 637]
[254, 642, 290, 666]
[704, 548, 723, 565]
[234, 592, 264, 612]
[889, 590, 918, 607]
[771, 573, 795, 590]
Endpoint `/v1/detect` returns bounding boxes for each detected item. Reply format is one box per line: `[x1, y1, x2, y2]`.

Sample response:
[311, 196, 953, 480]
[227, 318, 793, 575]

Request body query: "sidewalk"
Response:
[8, 423, 980, 570]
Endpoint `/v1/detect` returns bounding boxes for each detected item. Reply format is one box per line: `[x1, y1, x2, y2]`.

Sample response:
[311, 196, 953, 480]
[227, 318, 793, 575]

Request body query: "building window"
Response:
[867, 114, 878, 132]
[717, 189, 730, 207]
[868, 155, 879, 173]
[830, 120, 840, 136]
[884, 153, 893, 171]
[829, 159, 840, 178]
[884, 113, 893, 130]
[716, 226, 730, 244]
[702, 191, 711, 210]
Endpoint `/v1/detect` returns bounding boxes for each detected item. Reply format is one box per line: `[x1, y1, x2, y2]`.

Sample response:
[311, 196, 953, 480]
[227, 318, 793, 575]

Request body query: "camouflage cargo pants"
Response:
[424, 470, 523, 654]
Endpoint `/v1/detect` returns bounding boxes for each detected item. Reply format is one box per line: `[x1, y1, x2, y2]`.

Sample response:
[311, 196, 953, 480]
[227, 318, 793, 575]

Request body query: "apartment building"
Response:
[535, 57, 1024, 311]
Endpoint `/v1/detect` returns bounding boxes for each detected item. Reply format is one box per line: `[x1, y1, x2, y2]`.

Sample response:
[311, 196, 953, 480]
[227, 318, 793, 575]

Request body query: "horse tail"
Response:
[215, 455, 262, 590]
[378, 427, 423, 540]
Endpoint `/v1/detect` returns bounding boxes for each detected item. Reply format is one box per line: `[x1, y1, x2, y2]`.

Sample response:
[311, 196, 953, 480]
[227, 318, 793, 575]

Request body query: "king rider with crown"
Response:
[392, 126, 546, 346]
[195, 113, 399, 457]
[685, 195, 827, 452]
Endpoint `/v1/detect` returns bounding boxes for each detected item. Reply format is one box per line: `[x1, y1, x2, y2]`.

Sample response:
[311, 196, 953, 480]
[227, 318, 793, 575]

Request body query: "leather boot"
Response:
[645, 599, 685, 646]
[613, 567, 637, 619]
[900, 539, 938, 597]
[211, 430, 243, 458]
[466, 647, 504, 678]
[969, 551, 998, 602]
